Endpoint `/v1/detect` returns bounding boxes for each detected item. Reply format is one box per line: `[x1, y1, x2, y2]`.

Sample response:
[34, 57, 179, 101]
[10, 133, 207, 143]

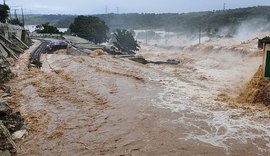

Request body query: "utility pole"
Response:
[21, 8, 25, 26]
[116, 7, 119, 14]
[14, 9, 19, 24]
[105, 5, 108, 14]
[3, 0, 9, 5]
[223, 3, 226, 11]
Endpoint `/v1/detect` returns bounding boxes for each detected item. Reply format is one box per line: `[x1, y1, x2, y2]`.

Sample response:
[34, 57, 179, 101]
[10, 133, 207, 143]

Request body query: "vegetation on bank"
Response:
[69, 16, 109, 44]
[36, 22, 61, 34]
[0, 4, 9, 23]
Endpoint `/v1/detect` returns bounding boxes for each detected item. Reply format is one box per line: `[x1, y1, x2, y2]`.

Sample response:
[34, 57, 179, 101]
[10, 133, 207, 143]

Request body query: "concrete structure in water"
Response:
[258, 37, 270, 78]
[263, 43, 270, 78]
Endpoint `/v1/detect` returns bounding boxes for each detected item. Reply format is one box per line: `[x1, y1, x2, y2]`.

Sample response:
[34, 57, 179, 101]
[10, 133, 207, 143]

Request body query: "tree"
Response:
[36, 23, 61, 34]
[113, 29, 140, 53]
[0, 4, 9, 23]
[69, 15, 109, 44]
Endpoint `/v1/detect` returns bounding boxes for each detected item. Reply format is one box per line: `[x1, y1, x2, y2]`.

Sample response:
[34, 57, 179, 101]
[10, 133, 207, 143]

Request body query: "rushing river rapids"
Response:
[6, 36, 270, 155]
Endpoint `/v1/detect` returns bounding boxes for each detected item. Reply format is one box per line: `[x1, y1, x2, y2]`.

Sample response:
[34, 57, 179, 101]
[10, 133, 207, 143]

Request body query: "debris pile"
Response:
[129, 57, 148, 64]
[0, 101, 27, 155]
[129, 56, 180, 65]
[236, 66, 270, 105]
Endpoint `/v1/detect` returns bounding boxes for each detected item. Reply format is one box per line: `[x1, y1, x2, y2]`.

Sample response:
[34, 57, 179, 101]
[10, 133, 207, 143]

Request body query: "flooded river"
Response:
[7, 36, 270, 155]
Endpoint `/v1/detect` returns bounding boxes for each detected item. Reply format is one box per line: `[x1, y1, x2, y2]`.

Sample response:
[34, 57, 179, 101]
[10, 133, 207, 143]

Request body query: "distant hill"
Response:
[24, 6, 270, 34]
[24, 14, 74, 26]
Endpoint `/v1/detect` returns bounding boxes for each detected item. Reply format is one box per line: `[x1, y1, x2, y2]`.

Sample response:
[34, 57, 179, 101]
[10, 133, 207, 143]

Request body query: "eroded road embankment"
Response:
[6, 37, 270, 156]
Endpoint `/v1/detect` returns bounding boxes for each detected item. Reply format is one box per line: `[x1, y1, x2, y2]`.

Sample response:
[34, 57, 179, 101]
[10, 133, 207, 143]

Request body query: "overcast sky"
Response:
[7, 0, 270, 15]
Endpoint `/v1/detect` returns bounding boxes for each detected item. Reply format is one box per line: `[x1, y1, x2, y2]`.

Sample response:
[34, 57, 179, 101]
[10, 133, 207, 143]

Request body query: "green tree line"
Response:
[24, 6, 270, 34]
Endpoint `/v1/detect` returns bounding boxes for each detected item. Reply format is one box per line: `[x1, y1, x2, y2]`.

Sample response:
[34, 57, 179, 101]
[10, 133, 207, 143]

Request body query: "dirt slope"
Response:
[237, 65, 270, 105]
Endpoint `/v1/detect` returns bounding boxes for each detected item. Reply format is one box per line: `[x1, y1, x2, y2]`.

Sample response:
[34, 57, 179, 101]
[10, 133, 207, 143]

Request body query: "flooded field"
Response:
[7, 36, 270, 155]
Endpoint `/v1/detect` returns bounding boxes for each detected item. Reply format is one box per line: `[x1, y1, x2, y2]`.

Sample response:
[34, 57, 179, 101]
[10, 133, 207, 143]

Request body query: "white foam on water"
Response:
[145, 45, 270, 153]
[151, 74, 270, 152]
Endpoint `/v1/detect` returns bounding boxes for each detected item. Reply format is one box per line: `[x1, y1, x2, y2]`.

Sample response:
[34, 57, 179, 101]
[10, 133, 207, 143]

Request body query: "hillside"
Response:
[24, 6, 270, 34]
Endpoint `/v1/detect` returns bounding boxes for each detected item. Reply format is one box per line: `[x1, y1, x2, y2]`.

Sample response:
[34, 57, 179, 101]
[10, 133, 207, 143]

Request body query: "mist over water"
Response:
[135, 21, 267, 152]
[133, 17, 270, 50]
[234, 18, 270, 42]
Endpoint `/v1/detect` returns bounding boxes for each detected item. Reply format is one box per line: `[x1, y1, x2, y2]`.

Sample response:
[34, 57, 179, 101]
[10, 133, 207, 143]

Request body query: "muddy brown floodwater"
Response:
[6, 37, 270, 155]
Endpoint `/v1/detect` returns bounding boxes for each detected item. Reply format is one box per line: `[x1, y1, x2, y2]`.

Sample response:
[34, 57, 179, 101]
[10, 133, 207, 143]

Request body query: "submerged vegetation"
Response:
[113, 29, 140, 53]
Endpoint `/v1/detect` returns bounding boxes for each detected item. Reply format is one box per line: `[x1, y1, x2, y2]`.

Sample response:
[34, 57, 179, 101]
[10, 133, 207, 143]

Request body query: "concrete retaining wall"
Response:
[0, 23, 24, 41]
[0, 23, 31, 71]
